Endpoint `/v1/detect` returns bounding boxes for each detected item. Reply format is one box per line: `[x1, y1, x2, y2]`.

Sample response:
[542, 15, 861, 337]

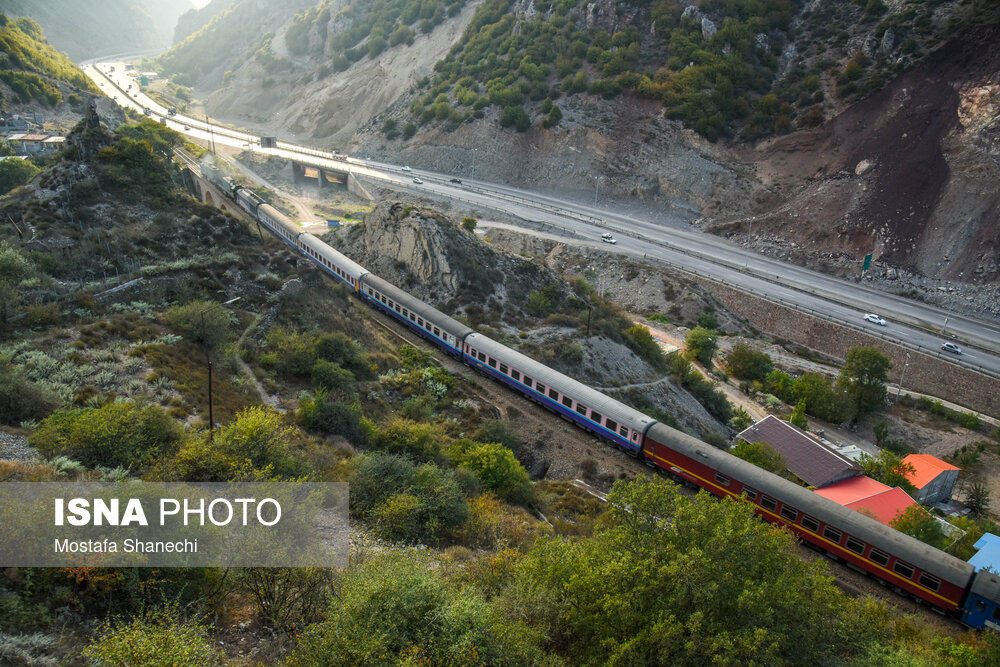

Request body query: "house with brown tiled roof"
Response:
[736, 415, 862, 488]
[903, 454, 960, 504]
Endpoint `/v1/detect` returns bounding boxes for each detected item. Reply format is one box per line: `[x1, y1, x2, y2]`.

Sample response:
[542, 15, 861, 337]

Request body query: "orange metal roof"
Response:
[902, 454, 960, 490]
[845, 487, 919, 526]
[813, 475, 891, 504]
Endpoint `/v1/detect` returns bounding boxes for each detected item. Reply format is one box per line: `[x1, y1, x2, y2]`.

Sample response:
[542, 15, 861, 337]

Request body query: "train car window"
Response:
[548, 388, 559, 400]
[523, 376, 532, 388]
[845, 537, 865, 555]
[562, 396, 572, 407]
[760, 496, 777, 511]
[576, 404, 588, 415]
[918, 573, 940, 592]
[892, 561, 915, 579]
[417, 317, 424, 326]
[742, 487, 758, 500]
[715, 473, 730, 486]
[536, 383, 546, 394]
[619, 426, 628, 437]
[591, 411, 602, 423]
[408, 313, 415, 322]
[632, 433, 639, 441]
[500, 364, 509, 374]
[780, 505, 798, 522]
[869, 549, 890, 566]
[606, 419, 618, 432]
[434, 327, 440, 336]
[975, 600, 986, 612]
[381, 296, 386, 303]
[394, 305, 401, 313]
[801, 515, 820, 532]
[478, 352, 486, 362]
[823, 526, 842, 543]
[511, 370, 520, 381]
[488, 358, 497, 368]
[992, 607, 1000, 622]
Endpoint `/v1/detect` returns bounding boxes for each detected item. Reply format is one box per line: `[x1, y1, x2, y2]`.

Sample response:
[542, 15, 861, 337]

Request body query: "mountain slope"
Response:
[0, 0, 193, 61]
[0, 15, 103, 116]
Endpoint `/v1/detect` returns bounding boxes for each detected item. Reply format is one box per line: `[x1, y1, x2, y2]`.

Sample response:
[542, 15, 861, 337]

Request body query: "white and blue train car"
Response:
[298, 233, 368, 291]
[359, 273, 472, 357]
[462, 332, 655, 454]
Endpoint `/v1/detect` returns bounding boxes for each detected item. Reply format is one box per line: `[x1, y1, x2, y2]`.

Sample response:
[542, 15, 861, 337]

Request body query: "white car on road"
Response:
[863, 313, 886, 326]
[941, 342, 962, 355]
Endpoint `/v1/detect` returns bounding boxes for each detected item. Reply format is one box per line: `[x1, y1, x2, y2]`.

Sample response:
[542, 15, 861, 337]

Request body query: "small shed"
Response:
[737, 415, 862, 488]
[902, 454, 960, 504]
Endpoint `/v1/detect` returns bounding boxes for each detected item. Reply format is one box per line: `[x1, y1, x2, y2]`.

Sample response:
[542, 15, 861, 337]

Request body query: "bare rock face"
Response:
[359, 203, 460, 296]
[335, 202, 562, 317]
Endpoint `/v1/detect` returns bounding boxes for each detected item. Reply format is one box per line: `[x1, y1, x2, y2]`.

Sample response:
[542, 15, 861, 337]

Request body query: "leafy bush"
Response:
[725, 343, 773, 382]
[30, 402, 184, 470]
[291, 551, 544, 665]
[0, 157, 40, 194]
[685, 326, 717, 367]
[623, 323, 666, 370]
[297, 390, 368, 443]
[449, 440, 533, 505]
[370, 418, 444, 463]
[311, 359, 355, 391]
[348, 452, 468, 543]
[82, 606, 222, 667]
[0, 363, 60, 425]
[167, 406, 308, 481]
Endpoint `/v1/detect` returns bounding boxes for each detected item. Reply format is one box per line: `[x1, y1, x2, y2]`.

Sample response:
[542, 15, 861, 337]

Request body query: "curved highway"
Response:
[83, 62, 1000, 382]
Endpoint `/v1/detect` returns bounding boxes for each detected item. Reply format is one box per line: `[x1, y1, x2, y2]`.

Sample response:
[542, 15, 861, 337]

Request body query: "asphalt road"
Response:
[83, 62, 1000, 381]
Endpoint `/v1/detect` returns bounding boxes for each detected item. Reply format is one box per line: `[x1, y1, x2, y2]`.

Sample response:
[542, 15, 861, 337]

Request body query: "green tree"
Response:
[371, 418, 444, 463]
[0, 157, 39, 194]
[164, 300, 233, 352]
[858, 450, 916, 494]
[503, 476, 888, 665]
[82, 607, 222, 666]
[500, 104, 531, 131]
[890, 504, 947, 549]
[837, 347, 892, 417]
[790, 399, 809, 430]
[449, 440, 533, 505]
[731, 439, 787, 476]
[725, 343, 774, 382]
[964, 481, 991, 517]
[795, 372, 855, 423]
[685, 325, 717, 367]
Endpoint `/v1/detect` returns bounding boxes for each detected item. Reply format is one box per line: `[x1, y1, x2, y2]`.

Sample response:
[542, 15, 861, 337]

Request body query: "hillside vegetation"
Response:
[0, 0, 193, 62]
[401, 0, 991, 140]
[0, 15, 99, 108]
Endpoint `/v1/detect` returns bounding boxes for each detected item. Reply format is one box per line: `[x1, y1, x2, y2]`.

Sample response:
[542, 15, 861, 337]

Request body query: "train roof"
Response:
[257, 203, 302, 239]
[298, 234, 368, 280]
[360, 273, 473, 341]
[646, 422, 975, 585]
[970, 569, 1000, 602]
[465, 332, 656, 435]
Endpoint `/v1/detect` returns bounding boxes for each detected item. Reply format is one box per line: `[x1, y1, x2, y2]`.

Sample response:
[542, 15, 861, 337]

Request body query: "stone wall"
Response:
[703, 279, 1000, 417]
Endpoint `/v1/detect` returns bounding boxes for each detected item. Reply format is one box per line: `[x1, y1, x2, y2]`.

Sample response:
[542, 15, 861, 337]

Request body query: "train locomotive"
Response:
[215, 175, 1000, 632]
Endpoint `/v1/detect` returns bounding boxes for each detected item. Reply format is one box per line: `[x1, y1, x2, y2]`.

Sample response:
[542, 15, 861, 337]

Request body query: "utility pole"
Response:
[894, 352, 910, 402]
[200, 297, 240, 442]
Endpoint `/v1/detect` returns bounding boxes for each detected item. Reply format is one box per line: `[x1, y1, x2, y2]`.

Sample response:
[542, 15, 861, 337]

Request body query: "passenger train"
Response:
[218, 173, 1000, 632]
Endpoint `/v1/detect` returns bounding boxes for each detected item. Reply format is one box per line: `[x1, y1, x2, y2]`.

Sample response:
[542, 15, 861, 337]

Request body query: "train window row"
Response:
[302, 246, 354, 285]
[465, 345, 639, 444]
[364, 286, 450, 344]
[739, 485, 942, 592]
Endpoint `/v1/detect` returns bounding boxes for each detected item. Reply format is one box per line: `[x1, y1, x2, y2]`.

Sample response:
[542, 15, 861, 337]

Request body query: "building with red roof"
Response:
[814, 475, 920, 526]
[902, 454, 960, 504]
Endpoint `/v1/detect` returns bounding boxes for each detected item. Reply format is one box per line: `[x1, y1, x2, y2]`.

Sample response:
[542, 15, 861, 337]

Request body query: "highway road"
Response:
[83, 62, 1000, 381]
